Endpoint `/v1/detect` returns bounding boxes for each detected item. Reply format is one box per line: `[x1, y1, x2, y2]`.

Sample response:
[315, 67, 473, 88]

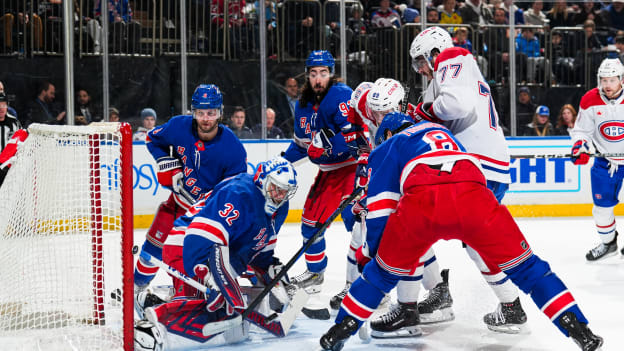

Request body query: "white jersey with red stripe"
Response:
[570, 87, 624, 164]
[164, 173, 288, 277]
[421, 46, 510, 184]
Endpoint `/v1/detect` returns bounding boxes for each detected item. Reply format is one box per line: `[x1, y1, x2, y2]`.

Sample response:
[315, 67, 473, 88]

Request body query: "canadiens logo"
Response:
[598, 121, 624, 142]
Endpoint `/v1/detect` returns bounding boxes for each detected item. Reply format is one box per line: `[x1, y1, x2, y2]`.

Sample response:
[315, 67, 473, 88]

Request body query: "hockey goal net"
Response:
[0, 123, 134, 350]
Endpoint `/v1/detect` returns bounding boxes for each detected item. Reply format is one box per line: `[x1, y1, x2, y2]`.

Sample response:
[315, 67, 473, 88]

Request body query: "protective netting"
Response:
[0, 123, 132, 350]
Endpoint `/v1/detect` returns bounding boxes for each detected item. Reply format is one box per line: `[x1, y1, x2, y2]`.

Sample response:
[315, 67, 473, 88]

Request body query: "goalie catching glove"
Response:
[156, 156, 183, 193]
[571, 140, 590, 165]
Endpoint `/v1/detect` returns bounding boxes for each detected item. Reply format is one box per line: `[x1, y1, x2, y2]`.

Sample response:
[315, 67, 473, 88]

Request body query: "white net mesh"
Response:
[0, 123, 132, 350]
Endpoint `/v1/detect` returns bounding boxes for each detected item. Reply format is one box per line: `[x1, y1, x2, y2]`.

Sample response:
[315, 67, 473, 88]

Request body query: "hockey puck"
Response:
[302, 307, 330, 320]
[132, 245, 139, 255]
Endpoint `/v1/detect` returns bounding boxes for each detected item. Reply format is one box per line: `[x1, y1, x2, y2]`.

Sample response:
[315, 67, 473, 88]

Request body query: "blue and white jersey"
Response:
[177, 173, 288, 276]
[364, 122, 483, 257]
[147, 115, 248, 207]
[283, 82, 359, 171]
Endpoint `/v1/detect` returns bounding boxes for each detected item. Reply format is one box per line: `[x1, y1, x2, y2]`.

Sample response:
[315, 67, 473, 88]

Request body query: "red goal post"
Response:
[0, 122, 134, 350]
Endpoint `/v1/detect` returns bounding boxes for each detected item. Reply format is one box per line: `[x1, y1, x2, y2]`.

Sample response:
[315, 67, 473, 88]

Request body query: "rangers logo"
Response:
[598, 121, 624, 141]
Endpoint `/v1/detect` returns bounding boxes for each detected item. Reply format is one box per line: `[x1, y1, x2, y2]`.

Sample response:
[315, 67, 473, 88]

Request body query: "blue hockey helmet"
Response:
[374, 112, 414, 146]
[191, 84, 223, 112]
[305, 50, 335, 74]
[253, 156, 298, 215]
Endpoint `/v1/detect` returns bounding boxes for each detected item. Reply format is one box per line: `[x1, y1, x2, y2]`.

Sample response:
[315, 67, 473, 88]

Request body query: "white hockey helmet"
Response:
[350, 81, 374, 109]
[410, 26, 453, 71]
[366, 78, 405, 126]
[597, 58, 624, 93]
[253, 156, 298, 215]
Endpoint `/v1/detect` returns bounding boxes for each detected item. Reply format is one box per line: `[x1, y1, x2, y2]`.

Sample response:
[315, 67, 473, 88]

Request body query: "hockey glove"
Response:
[354, 152, 370, 190]
[156, 156, 183, 188]
[355, 245, 371, 273]
[413, 102, 443, 124]
[307, 128, 335, 159]
[351, 199, 368, 223]
[571, 140, 590, 165]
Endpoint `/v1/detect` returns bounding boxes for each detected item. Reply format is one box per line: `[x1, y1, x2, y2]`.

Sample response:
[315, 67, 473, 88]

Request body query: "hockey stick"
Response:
[202, 186, 366, 336]
[138, 251, 309, 337]
[510, 152, 624, 159]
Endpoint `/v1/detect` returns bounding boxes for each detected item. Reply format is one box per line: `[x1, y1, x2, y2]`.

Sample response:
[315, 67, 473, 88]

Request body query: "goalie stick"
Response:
[202, 186, 366, 336]
[510, 152, 624, 159]
[138, 251, 309, 337]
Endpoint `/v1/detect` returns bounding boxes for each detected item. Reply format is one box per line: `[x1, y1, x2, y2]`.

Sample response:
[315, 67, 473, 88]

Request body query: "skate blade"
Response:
[486, 322, 529, 334]
[586, 250, 618, 262]
[301, 285, 322, 294]
[371, 325, 423, 338]
[419, 307, 455, 324]
[358, 321, 372, 343]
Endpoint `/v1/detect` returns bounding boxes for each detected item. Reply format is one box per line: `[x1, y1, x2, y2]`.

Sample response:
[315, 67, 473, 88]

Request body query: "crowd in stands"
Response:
[5, 0, 624, 140]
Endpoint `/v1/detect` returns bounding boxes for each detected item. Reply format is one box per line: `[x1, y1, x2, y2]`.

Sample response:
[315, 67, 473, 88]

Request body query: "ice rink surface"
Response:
[141, 217, 623, 351]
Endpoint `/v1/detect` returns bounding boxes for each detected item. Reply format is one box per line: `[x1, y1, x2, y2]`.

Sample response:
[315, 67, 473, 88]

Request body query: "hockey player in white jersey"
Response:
[570, 57, 624, 261]
[408, 26, 527, 333]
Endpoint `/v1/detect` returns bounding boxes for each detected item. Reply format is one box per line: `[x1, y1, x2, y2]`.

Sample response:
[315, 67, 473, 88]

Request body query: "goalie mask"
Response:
[410, 26, 453, 71]
[366, 78, 405, 127]
[597, 58, 624, 99]
[191, 84, 223, 121]
[254, 157, 298, 215]
[374, 112, 414, 146]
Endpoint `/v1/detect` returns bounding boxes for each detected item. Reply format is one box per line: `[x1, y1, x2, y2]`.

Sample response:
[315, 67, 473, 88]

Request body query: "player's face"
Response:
[267, 182, 288, 205]
[600, 76, 623, 99]
[195, 108, 220, 134]
[372, 109, 392, 126]
[414, 56, 433, 80]
[308, 67, 331, 94]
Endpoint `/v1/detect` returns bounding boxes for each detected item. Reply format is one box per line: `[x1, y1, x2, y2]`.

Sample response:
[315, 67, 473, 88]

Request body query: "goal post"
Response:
[0, 122, 134, 350]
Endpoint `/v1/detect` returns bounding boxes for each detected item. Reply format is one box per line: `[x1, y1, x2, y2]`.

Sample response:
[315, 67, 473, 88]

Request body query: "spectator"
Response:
[228, 106, 254, 139]
[459, 0, 493, 26]
[573, 0, 605, 28]
[546, 0, 574, 28]
[370, 0, 401, 28]
[396, 4, 420, 24]
[485, 7, 528, 82]
[254, 107, 284, 139]
[516, 86, 537, 129]
[515, 28, 543, 83]
[284, 0, 320, 58]
[0, 92, 21, 152]
[90, 0, 140, 53]
[438, 0, 462, 27]
[274, 77, 299, 137]
[347, 2, 369, 40]
[615, 35, 624, 62]
[75, 88, 101, 125]
[0, 81, 18, 118]
[500, 0, 524, 24]
[109, 107, 120, 122]
[551, 31, 578, 84]
[522, 105, 554, 136]
[0, 1, 43, 53]
[453, 27, 472, 52]
[133, 108, 157, 141]
[524, 0, 548, 27]
[24, 81, 66, 127]
[555, 104, 577, 136]
[582, 19, 604, 52]
[426, 7, 440, 24]
[603, 0, 624, 32]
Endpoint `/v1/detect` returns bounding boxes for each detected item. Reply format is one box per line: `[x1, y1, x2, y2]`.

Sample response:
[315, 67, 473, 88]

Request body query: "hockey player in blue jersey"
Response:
[282, 50, 368, 298]
[134, 84, 248, 305]
[134, 157, 298, 350]
[320, 113, 603, 351]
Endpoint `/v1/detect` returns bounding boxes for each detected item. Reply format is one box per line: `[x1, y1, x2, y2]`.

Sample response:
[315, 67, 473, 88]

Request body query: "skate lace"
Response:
[292, 270, 313, 283]
[589, 243, 607, 257]
[337, 283, 351, 298]
[492, 304, 506, 324]
[379, 304, 402, 323]
[421, 286, 441, 306]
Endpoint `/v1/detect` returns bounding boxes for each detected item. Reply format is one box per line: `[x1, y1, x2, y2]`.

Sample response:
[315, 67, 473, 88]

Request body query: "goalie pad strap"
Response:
[208, 245, 245, 310]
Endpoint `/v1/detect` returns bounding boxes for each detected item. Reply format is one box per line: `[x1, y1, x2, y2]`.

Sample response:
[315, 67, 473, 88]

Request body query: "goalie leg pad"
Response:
[208, 244, 245, 310]
[135, 319, 165, 351]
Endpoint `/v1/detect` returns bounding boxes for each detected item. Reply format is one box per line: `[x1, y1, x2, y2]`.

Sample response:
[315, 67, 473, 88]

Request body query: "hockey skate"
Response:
[290, 270, 324, 294]
[586, 232, 618, 261]
[418, 269, 455, 324]
[329, 282, 351, 310]
[370, 302, 422, 338]
[483, 297, 528, 334]
[135, 289, 166, 320]
[320, 315, 359, 351]
[559, 311, 603, 351]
